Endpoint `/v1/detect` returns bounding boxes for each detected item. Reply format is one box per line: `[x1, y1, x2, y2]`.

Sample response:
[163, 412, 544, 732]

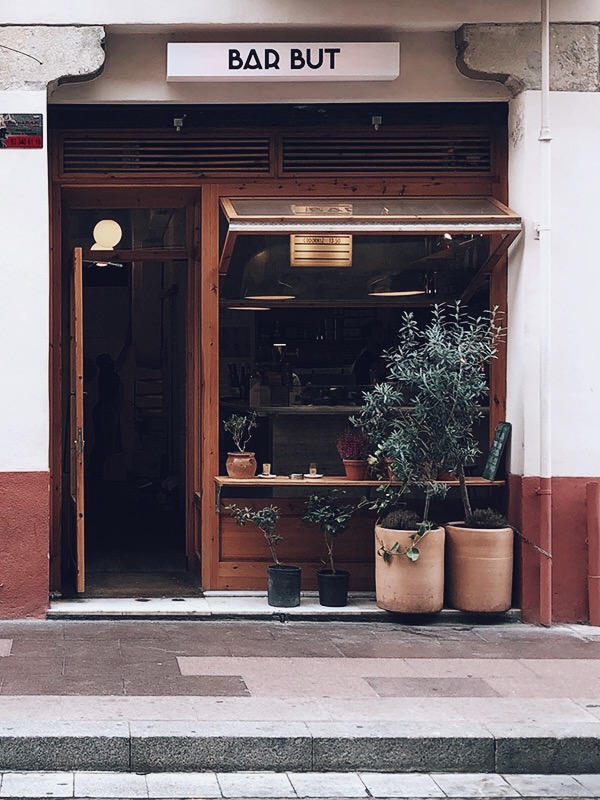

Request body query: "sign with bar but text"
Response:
[167, 42, 399, 82]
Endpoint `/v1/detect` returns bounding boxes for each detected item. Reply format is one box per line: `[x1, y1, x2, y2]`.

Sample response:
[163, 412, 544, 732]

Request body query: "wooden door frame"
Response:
[50, 185, 201, 593]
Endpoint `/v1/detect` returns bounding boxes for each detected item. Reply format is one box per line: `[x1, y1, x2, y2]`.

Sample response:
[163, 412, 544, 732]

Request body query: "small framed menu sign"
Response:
[0, 114, 43, 149]
[482, 421, 511, 481]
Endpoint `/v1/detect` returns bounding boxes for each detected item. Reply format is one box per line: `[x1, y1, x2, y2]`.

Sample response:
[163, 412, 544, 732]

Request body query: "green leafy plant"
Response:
[223, 411, 258, 452]
[225, 503, 282, 564]
[336, 428, 369, 461]
[353, 303, 503, 521]
[302, 490, 355, 573]
[376, 520, 434, 563]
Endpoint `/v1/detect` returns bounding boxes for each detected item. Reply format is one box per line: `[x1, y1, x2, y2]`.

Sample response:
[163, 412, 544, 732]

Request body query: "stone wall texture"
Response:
[0, 26, 105, 90]
[457, 23, 600, 95]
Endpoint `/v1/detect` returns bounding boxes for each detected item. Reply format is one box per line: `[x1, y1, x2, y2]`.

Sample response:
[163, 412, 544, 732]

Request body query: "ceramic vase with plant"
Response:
[365, 484, 446, 614]
[355, 302, 512, 613]
[225, 502, 301, 607]
[223, 411, 258, 478]
[302, 489, 355, 606]
[445, 508, 513, 613]
[336, 427, 370, 480]
[382, 304, 512, 612]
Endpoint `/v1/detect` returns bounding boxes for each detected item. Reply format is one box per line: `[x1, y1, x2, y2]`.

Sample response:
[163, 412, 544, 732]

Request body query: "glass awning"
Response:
[219, 196, 521, 276]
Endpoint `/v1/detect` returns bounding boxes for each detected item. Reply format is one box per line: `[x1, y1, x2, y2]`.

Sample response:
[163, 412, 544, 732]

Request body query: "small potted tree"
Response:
[356, 303, 512, 614]
[302, 489, 355, 606]
[225, 502, 301, 607]
[223, 411, 258, 478]
[335, 427, 370, 480]
[387, 304, 512, 613]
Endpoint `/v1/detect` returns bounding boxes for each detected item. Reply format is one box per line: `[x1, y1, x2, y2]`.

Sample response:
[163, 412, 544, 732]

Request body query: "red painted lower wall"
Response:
[509, 474, 595, 624]
[0, 471, 49, 619]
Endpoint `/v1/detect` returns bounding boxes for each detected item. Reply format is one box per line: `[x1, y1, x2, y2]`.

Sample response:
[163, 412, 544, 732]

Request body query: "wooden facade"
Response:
[49, 114, 509, 595]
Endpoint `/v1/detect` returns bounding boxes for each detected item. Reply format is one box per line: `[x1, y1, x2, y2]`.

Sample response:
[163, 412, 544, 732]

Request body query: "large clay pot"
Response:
[225, 451, 257, 478]
[445, 522, 514, 612]
[374, 524, 445, 613]
[342, 459, 368, 480]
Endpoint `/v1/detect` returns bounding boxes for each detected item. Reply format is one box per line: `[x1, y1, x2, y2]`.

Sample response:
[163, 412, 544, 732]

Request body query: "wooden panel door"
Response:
[69, 247, 85, 593]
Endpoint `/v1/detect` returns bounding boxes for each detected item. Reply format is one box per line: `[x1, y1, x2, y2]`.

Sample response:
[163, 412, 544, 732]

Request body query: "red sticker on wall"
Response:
[0, 114, 43, 149]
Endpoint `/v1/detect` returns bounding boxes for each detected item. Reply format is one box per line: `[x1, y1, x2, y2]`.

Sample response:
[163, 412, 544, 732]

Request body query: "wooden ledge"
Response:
[210, 475, 505, 512]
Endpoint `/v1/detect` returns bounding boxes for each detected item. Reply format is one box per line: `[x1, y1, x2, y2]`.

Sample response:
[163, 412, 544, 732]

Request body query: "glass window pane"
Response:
[68, 208, 187, 250]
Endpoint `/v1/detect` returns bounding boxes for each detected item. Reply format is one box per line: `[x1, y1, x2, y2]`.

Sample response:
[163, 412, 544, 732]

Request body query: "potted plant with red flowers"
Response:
[336, 427, 370, 480]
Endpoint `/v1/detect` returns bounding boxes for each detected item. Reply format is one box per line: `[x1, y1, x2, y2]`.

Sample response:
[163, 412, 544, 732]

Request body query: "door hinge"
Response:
[74, 427, 85, 455]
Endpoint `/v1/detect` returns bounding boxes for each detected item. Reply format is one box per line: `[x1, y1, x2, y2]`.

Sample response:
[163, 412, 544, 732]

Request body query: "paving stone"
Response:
[74, 771, 148, 798]
[130, 721, 312, 772]
[494, 724, 600, 773]
[217, 771, 295, 797]
[503, 774, 592, 797]
[309, 721, 494, 772]
[359, 772, 445, 797]
[432, 772, 519, 797]
[288, 771, 368, 797]
[0, 723, 130, 771]
[0, 770, 73, 798]
[365, 676, 499, 697]
[0, 642, 12, 658]
[146, 771, 222, 798]
[572, 774, 600, 794]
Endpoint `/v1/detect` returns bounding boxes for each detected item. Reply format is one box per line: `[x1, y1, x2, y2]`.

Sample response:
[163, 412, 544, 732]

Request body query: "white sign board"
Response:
[167, 42, 399, 82]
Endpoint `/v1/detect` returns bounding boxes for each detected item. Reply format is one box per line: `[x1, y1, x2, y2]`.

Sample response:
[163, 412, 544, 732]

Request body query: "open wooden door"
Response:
[69, 246, 85, 592]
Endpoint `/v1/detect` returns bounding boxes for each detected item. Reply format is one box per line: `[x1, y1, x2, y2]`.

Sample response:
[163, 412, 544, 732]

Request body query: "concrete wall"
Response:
[507, 90, 600, 478]
[0, 89, 49, 473]
[50, 31, 508, 105]
[1, 1, 599, 27]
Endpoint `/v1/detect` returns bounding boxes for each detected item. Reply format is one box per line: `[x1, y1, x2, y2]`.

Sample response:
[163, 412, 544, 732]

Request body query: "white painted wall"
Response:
[508, 90, 600, 476]
[0, 90, 49, 472]
[1, 0, 598, 28]
[49, 32, 508, 105]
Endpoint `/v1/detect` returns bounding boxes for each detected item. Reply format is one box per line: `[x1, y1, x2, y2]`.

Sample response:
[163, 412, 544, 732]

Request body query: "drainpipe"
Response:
[587, 483, 600, 625]
[537, 0, 553, 626]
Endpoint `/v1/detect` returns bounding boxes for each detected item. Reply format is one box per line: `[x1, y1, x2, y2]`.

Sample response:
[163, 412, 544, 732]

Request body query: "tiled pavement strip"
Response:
[2, 770, 600, 799]
[1, 619, 600, 776]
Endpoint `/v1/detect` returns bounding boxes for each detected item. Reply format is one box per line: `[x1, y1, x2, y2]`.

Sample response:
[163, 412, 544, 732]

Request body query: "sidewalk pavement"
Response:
[0, 611, 600, 775]
[3, 769, 600, 799]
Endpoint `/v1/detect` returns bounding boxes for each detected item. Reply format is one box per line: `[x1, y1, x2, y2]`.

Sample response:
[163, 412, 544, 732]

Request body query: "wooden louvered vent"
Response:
[281, 135, 492, 174]
[61, 135, 272, 175]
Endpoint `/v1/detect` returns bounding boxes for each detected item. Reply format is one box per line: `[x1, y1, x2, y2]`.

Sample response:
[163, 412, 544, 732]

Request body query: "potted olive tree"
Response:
[363, 303, 512, 613]
[223, 411, 258, 478]
[353, 368, 448, 614]
[225, 502, 301, 607]
[386, 304, 513, 613]
[353, 303, 510, 614]
[302, 489, 355, 606]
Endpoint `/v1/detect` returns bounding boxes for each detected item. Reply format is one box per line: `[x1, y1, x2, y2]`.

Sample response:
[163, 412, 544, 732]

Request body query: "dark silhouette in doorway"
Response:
[89, 321, 131, 479]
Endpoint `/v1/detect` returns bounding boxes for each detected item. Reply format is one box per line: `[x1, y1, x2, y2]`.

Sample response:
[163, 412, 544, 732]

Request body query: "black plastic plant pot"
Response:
[267, 564, 302, 607]
[317, 569, 350, 607]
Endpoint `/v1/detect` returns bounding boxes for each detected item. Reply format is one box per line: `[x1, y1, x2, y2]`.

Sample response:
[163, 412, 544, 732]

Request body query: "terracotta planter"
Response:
[445, 522, 514, 612]
[225, 451, 257, 478]
[342, 459, 368, 480]
[374, 524, 445, 613]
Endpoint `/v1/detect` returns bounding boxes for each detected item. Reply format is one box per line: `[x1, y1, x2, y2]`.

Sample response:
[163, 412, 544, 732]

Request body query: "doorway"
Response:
[59, 198, 200, 597]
